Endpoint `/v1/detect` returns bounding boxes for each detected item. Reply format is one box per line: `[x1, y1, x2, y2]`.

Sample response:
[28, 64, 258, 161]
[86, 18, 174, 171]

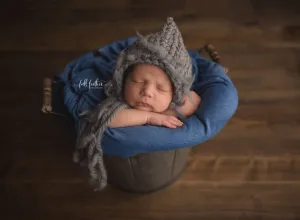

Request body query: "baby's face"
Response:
[123, 64, 173, 113]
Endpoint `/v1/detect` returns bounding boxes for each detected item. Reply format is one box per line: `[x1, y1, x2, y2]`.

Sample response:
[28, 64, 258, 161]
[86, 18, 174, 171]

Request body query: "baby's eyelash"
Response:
[132, 79, 143, 83]
[131, 79, 170, 92]
[158, 87, 169, 92]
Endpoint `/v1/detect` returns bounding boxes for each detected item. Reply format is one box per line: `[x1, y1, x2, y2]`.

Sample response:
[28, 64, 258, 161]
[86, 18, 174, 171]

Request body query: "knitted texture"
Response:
[74, 97, 128, 191]
[74, 17, 194, 191]
[106, 17, 194, 106]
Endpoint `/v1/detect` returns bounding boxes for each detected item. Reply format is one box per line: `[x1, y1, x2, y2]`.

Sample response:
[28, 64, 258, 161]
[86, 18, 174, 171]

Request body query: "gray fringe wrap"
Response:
[72, 17, 194, 192]
[73, 97, 128, 191]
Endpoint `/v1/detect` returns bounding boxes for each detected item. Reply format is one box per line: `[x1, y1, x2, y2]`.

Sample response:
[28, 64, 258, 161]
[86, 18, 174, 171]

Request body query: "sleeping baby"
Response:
[108, 63, 201, 129]
[75, 17, 200, 191]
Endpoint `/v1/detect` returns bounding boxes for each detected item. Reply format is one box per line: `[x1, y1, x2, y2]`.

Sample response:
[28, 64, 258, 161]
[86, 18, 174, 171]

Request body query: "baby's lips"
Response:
[137, 102, 152, 108]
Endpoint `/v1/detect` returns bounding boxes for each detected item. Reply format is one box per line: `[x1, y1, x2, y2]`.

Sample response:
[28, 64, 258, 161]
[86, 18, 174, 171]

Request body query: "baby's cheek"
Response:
[125, 93, 134, 104]
[126, 87, 141, 105]
[124, 86, 134, 104]
[156, 96, 172, 112]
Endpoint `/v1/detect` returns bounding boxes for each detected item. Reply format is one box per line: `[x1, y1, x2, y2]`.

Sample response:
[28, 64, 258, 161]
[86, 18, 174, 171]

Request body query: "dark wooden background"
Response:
[1, 0, 300, 219]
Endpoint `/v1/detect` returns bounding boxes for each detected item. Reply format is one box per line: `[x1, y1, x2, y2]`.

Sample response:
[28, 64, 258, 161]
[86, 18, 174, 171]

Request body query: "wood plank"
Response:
[237, 89, 300, 104]
[251, 0, 300, 26]
[2, 182, 300, 219]
[221, 51, 298, 71]
[229, 68, 300, 90]
[0, 0, 253, 25]
[132, 0, 185, 9]
[5, 136, 300, 181]
[2, 2, 300, 219]
[2, 87, 300, 180]
[2, 0, 132, 10]
[3, 0, 300, 27]
[2, 89, 300, 149]
[1, 50, 299, 86]
[216, 122, 300, 139]
[193, 137, 300, 156]
[184, 155, 300, 182]
[0, 51, 83, 86]
[1, 20, 300, 51]
[233, 103, 300, 121]
[3, 91, 300, 140]
[184, 0, 256, 23]
[4, 126, 300, 181]
[1, 211, 297, 220]
[3, 105, 300, 183]
[0, 8, 184, 25]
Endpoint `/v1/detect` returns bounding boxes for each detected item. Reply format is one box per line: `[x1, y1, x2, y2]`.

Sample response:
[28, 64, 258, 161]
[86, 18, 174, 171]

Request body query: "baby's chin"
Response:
[129, 102, 167, 113]
[134, 105, 167, 113]
[134, 105, 153, 112]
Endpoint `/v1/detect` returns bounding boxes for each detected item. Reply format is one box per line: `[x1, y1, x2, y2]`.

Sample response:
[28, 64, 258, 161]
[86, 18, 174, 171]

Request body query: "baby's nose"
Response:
[142, 85, 155, 97]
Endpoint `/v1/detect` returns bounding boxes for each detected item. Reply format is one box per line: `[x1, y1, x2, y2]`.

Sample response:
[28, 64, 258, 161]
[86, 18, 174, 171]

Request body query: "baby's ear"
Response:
[185, 89, 194, 104]
[168, 102, 176, 109]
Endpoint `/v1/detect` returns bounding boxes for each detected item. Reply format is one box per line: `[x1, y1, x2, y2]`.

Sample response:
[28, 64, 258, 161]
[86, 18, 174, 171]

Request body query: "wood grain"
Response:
[2, 20, 300, 51]
[2, 0, 300, 219]
[2, 182, 300, 219]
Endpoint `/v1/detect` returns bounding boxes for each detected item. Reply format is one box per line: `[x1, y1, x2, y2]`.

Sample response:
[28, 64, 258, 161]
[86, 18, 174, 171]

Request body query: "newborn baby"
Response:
[109, 63, 201, 129]
[75, 17, 201, 191]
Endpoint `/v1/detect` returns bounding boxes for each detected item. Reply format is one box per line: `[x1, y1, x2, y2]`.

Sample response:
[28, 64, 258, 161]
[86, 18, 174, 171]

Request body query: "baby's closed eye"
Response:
[157, 86, 169, 92]
[132, 79, 144, 83]
[157, 84, 171, 92]
[131, 78, 170, 92]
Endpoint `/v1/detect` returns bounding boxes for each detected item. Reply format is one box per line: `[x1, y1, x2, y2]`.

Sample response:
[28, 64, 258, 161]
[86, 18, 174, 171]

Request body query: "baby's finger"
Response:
[167, 124, 177, 129]
[167, 120, 181, 128]
[165, 121, 177, 129]
[172, 118, 183, 126]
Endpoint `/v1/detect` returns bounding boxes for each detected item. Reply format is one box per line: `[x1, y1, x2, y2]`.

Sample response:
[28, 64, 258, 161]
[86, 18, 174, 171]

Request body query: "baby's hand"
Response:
[180, 91, 201, 117]
[161, 91, 201, 118]
[147, 112, 183, 129]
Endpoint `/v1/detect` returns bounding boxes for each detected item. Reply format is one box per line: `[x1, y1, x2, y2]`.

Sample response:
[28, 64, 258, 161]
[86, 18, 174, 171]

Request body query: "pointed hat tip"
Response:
[166, 17, 174, 23]
[135, 30, 142, 37]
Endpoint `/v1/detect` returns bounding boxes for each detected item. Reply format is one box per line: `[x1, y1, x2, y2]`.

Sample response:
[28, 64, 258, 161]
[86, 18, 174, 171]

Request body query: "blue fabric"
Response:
[56, 37, 238, 158]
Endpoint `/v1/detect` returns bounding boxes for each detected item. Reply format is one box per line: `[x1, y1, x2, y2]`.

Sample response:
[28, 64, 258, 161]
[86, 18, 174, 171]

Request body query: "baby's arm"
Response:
[108, 109, 149, 128]
[163, 91, 201, 118]
[108, 91, 200, 128]
[108, 108, 183, 128]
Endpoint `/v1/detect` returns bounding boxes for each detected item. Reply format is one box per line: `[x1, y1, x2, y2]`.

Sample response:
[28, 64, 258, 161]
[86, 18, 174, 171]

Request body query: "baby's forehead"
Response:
[131, 63, 162, 71]
[129, 64, 169, 78]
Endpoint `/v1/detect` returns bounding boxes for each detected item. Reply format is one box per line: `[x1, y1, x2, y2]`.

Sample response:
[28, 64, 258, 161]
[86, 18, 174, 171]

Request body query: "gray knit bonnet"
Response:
[74, 17, 194, 191]
[105, 16, 194, 106]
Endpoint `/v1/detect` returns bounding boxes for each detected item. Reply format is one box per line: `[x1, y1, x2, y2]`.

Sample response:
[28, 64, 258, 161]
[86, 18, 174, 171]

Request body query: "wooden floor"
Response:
[1, 0, 300, 219]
